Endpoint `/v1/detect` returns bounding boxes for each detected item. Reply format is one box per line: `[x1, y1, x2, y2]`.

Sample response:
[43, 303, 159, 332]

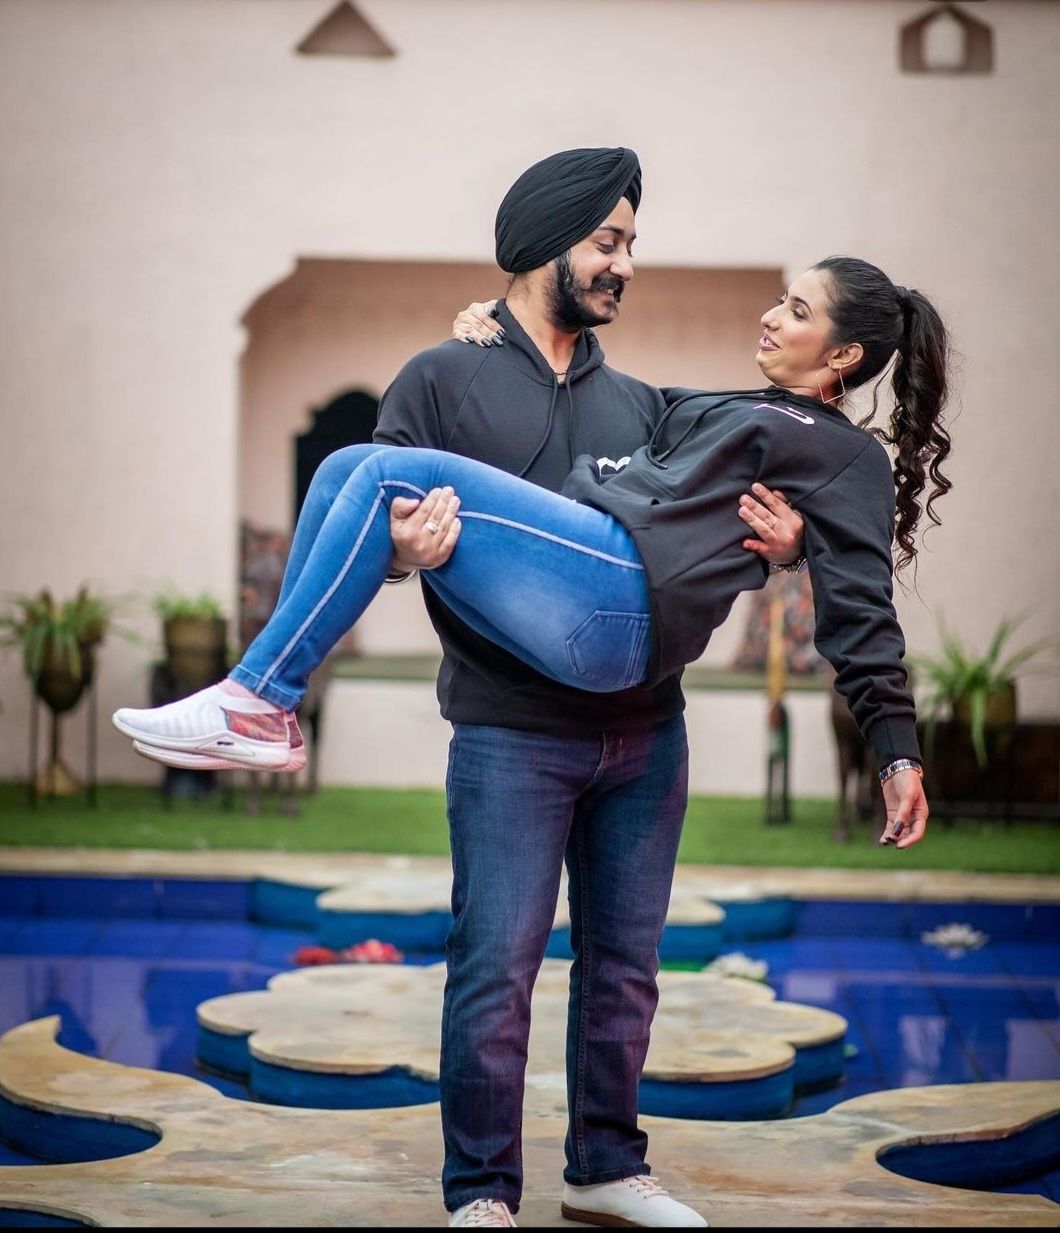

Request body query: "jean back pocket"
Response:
[566, 610, 651, 691]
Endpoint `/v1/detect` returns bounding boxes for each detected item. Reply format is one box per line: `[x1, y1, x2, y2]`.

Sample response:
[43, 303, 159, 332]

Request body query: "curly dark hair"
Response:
[814, 256, 952, 574]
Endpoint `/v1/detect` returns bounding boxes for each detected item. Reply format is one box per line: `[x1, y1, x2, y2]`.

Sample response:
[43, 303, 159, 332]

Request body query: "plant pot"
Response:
[953, 680, 1017, 728]
[33, 643, 97, 797]
[34, 645, 95, 714]
[163, 616, 227, 691]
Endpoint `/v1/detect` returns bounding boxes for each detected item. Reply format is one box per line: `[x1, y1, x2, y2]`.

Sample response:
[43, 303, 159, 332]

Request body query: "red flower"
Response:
[340, 939, 404, 964]
[292, 945, 339, 966]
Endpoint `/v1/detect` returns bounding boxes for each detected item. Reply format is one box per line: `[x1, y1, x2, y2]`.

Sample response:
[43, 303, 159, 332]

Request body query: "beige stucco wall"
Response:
[0, 0, 1057, 786]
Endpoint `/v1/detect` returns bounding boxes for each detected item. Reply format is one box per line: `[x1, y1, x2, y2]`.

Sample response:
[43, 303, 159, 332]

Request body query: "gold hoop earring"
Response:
[816, 366, 846, 406]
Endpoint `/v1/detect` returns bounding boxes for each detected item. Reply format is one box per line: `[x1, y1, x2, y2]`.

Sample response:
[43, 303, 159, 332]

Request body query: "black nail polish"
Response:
[488, 306, 499, 318]
[496, 326, 506, 337]
[494, 337, 505, 346]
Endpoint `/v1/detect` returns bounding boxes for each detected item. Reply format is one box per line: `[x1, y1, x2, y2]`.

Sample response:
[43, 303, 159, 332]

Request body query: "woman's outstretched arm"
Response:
[799, 437, 928, 848]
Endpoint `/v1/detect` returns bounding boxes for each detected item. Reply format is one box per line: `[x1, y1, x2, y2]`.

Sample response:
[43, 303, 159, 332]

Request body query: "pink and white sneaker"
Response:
[113, 682, 297, 771]
[131, 714, 307, 774]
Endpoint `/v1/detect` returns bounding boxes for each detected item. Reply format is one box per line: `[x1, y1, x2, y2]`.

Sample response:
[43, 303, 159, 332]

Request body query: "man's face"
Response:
[546, 198, 636, 331]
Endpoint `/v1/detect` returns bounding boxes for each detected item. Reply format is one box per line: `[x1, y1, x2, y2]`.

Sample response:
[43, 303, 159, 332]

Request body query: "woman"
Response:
[114, 256, 950, 847]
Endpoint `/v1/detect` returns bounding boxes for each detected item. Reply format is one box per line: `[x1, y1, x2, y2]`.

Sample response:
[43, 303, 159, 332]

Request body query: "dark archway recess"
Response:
[900, 2, 994, 75]
[294, 388, 380, 526]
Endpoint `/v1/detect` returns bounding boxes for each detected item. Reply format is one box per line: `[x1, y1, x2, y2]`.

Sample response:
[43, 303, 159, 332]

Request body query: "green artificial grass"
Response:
[1, 782, 1057, 873]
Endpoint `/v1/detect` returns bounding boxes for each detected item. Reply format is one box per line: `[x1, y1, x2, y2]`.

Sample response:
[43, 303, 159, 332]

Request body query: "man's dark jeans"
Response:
[440, 717, 689, 1214]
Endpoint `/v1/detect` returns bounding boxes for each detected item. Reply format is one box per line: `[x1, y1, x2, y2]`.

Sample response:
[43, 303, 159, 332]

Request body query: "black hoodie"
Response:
[374, 300, 683, 735]
[562, 387, 920, 766]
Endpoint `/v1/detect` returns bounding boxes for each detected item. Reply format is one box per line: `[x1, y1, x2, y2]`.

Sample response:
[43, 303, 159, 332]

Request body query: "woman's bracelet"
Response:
[879, 758, 923, 784]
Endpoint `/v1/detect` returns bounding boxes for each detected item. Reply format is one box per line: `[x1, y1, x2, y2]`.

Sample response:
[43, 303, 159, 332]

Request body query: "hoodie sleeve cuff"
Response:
[865, 716, 922, 769]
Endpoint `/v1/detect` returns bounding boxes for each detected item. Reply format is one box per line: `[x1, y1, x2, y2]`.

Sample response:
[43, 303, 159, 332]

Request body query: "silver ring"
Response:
[425, 521, 440, 535]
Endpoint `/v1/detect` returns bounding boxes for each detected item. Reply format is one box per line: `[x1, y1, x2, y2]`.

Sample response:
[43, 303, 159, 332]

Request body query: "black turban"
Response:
[494, 147, 642, 275]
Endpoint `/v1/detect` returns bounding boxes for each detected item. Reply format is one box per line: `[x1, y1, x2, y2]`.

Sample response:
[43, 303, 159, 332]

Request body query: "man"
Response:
[374, 148, 802, 1228]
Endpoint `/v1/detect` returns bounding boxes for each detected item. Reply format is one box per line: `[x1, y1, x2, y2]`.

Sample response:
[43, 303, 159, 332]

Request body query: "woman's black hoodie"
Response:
[562, 387, 920, 766]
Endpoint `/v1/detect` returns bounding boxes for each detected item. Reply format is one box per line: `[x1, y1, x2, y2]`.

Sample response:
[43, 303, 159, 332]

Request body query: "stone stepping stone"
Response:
[252, 855, 456, 930]
[312, 873, 728, 960]
[0, 1017, 1056, 1227]
[315, 868, 457, 950]
[196, 961, 846, 1119]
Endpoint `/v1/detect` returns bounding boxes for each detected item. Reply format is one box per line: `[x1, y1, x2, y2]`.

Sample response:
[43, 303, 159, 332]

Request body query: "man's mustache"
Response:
[587, 276, 624, 301]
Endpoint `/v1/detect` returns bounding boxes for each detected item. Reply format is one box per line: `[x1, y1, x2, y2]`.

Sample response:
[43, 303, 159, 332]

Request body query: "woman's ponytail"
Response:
[814, 257, 953, 574]
[886, 287, 952, 573]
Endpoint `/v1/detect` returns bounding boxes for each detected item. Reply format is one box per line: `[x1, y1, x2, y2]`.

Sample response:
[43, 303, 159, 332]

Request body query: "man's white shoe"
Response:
[561, 1175, 708, 1227]
[448, 1198, 517, 1227]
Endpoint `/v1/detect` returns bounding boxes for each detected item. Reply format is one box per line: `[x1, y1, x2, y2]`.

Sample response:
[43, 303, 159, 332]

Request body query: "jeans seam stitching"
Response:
[459, 511, 644, 569]
[624, 615, 650, 688]
[572, 822, 592, 1177]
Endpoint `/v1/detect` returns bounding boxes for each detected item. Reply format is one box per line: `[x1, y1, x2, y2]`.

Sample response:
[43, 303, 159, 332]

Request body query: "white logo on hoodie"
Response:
[596, 456, 632, 475]
[753, 402, 815, 425]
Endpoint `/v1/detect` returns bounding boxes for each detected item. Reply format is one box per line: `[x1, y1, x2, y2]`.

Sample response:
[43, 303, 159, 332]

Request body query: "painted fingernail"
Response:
[495, 326, 506, 337]
[488, 307, 499, 318]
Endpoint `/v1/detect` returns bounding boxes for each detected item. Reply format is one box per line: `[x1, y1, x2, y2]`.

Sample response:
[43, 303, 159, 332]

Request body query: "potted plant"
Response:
[0, 587, 114, 794]
[913, 616, 1055, 769]
[154, 589, 228, 692]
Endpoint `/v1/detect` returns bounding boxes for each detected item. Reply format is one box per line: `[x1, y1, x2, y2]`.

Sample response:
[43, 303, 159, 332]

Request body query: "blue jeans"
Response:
[442, 718, 689, 1214]
[232, 444, 651, 709]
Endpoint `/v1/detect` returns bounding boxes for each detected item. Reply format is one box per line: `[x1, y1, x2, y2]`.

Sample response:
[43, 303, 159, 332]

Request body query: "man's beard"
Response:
[546, 251, 624, 331]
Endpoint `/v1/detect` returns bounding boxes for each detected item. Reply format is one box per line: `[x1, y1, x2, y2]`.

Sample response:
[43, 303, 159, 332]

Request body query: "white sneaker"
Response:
[561, 1176, 708, 1227]
[448, 1198, 517, 1227]
[113, 682, 295, 770]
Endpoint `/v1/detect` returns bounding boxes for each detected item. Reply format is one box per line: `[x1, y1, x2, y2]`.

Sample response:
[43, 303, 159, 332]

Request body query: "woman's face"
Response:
[756, 267, 853, 399]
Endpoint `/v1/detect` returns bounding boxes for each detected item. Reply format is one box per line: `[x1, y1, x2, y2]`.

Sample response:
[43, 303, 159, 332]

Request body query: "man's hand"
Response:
[390, 486, 462, 575]
[878, 769, 929, 850]
[738, 483, 805, 566]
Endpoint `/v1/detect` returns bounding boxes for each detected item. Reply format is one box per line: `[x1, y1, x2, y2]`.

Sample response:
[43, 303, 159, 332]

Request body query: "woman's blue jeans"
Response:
[231, 444, 652, 708]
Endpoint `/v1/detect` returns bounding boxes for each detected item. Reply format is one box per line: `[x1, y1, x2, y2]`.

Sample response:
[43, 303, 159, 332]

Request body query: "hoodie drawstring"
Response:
[518, 375, 563, 479]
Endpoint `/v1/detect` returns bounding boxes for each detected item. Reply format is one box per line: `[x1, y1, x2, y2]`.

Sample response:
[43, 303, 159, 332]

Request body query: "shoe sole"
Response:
[113, 714, 292, 770]
[560, 1205, 641, 1228]
[132, 740, 306, 774]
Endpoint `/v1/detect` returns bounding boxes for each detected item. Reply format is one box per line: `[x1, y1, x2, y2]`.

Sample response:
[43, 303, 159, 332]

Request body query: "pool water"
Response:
[0, 877, 1057, 1200]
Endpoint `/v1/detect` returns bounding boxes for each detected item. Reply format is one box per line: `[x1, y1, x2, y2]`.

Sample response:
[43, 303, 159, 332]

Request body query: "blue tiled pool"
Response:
[0, 875, 1057, 1199]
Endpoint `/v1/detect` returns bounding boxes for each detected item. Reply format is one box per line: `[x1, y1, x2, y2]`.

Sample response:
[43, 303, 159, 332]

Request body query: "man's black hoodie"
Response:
[374, 300, 683, 735]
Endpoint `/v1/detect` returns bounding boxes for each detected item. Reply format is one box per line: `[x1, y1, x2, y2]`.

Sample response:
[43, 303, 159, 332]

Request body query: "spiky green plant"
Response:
[0, 587, 114, 681]
[912, 616, 1056, 767]
[153, 589, 226, 622]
